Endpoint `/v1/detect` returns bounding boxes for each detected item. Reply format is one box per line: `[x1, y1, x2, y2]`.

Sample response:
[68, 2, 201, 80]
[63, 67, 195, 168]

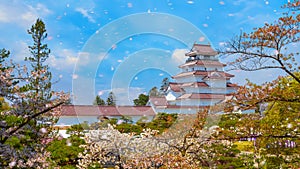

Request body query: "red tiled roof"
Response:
[227, 83, 238, 87]
[169, 82, 183, 92]
[148, 97, 168, 106]
[185, 44, 218, 56]
[179, 60, 226, 68]
[196, 82, 210, 87]
[178, 93, 225, 99]
[61, 105, 155, 116]
[169, 82, 209, 93]
[172, 71, 194, 78]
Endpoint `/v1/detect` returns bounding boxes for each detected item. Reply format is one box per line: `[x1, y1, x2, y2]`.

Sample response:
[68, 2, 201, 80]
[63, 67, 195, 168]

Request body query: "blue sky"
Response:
[0, 0, 290, 105]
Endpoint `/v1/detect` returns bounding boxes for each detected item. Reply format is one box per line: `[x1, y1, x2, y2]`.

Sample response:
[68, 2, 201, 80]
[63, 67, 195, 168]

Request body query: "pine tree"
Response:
[26, 18, 52, 102]
[0, 19, 66, 167]
[149, 87, 160, 97]
[23, 19, 55, 128]
[160, 77, 169, 95]
[93, 95, 106, 105]
[106, 92, 116, 106]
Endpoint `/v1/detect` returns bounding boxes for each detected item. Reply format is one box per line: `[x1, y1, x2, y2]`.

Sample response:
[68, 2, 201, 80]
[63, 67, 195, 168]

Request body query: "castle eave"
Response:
[178, 93, 225, 99]
[179, 60, 226, 68]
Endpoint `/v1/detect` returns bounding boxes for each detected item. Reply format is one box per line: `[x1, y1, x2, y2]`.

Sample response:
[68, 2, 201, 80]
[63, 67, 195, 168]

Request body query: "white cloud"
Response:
[77, 52, 90, 66]
[97, 52, 108, 61]
[232, 0, 248, 6]
[10, 41, 31, 61]
[75, 8, 96, 23]
[0, 2, 51, 27]
[171, 49, 188, 64]
[47, 49, 98, 71]
[113, 87, 145, 105]
[218, 42, 226, 47]
[228, 0, 277, 27]
[48, 49, 78, 70]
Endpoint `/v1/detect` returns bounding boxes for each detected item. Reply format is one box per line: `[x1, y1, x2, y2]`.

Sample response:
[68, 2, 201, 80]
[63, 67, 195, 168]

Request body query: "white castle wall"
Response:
[183, 87, 229, 94]
[174, 99, 223, 106]
[182, 65, 223, 72]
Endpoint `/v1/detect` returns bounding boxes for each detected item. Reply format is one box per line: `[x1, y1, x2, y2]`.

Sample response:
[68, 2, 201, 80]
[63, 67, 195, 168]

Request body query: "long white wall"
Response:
[56, 115, 154, 126]
[175, 98, 223, 106]
[154, 107, 200, 114]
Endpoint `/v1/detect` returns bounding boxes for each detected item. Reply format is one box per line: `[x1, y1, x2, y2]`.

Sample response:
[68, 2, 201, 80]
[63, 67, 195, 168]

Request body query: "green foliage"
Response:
[0, 19, 66, 168]
[145, 113, 177, 133]
[90, 118, 118, 129]
[0, 49, 12, 72]
[115, 123, 143, 133]
[93, 95, 105, 105]
[199, 143, 245, 169]
[96, 113, 177, 135]
[216, 74, 300, 168]
[148, 86, 160, 97]
[217, 113, 261, 140]
[0, 48, 9, 61]
[133, 94, 149, 106]
[47, 123, 87, 168]
[26, 18, 52, 99]
[108, 118, 118, 125]
[106, 91, 116, 106]
[136, 116, 149, 127]
[120, 115, 133, 124]
[234, 141, 254, 152]
[66, 122, 89, 137]
[159, 77, 169, 95]
[46, 135, 85, 168]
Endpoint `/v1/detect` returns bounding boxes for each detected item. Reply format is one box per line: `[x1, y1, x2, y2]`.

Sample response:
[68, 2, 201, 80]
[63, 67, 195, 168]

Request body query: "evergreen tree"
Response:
[159, 77, 169, 95]
[93, 95, 106, 105]
[133, 94, 149, 106]
[26, 19, 52, 100]
[25, 18, 55, 126]
[148, 87, 160, 97]
[106, 91, 116, 106]
[0, 19, 66, 168]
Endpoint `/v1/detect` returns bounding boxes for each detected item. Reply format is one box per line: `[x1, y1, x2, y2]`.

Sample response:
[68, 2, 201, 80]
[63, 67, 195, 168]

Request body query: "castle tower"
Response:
[149, 43, 237, 114]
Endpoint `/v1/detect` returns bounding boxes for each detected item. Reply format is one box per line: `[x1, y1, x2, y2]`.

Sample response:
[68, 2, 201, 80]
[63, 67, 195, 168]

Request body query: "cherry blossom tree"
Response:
[221, 1, 300, 83]
[77, 109, 250, 168]
[0, 19, 67, 168]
